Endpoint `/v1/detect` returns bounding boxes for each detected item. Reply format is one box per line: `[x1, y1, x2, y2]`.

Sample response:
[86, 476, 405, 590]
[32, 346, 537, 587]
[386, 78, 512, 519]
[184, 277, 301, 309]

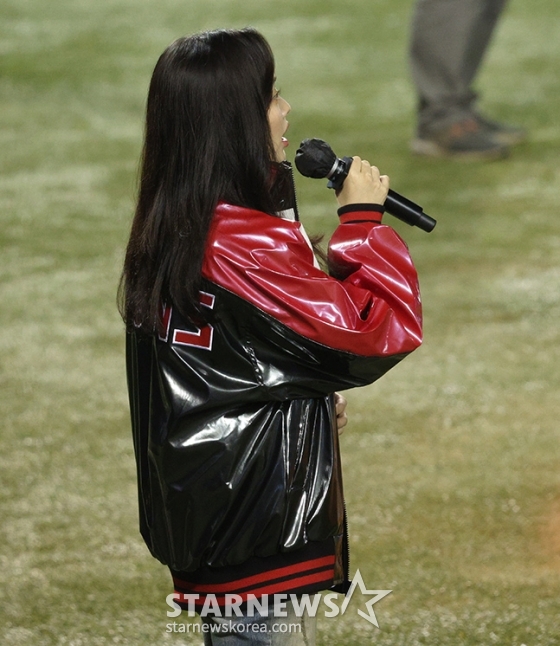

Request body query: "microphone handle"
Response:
[329, 156, 436, 233]
[386, 190, 436, 233]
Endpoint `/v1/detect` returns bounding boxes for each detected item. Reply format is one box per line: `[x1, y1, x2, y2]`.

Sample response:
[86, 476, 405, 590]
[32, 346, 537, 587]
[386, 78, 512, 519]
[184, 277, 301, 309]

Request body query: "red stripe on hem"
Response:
[172, 555, 335, 594]
[174, 569, 335, 607]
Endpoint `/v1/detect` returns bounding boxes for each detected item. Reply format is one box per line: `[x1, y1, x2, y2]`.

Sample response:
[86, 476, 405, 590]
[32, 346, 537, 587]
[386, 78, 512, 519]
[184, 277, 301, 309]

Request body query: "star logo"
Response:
[339, 569, 392, 628]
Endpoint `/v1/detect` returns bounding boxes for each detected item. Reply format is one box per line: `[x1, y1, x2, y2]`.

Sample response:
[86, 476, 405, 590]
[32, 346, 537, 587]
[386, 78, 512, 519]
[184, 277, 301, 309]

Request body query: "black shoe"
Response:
[474, 113, 527, 146]
[411, 118, 509, 160]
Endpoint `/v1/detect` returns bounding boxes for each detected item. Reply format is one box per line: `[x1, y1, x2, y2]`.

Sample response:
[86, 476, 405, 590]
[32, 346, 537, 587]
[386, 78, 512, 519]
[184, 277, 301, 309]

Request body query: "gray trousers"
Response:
[409, 0, 509, 133]
[201, 599, 316, 646]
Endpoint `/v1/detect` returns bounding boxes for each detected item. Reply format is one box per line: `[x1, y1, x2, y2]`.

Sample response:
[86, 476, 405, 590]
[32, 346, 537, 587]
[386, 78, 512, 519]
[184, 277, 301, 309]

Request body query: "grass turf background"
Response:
[1, 0, 560, 643]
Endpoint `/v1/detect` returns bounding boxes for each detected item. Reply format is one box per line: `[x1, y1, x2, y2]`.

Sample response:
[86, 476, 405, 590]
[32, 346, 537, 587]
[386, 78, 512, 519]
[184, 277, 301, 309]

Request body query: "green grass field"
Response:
[2, 0, 560, 644]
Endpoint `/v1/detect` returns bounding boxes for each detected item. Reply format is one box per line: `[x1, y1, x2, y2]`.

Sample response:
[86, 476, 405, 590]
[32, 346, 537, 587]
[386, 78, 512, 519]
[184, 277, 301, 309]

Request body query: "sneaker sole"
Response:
[490, 131, 527, 146]
[410, 138, 509, 161]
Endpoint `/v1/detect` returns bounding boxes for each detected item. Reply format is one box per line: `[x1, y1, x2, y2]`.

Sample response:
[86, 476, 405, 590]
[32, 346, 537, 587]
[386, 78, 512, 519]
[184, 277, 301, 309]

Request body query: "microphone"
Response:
[294, 138, 436, 233]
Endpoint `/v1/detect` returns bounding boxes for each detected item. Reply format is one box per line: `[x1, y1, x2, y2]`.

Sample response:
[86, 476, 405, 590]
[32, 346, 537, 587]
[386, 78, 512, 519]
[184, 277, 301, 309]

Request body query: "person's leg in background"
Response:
[409, 0, 524, 158]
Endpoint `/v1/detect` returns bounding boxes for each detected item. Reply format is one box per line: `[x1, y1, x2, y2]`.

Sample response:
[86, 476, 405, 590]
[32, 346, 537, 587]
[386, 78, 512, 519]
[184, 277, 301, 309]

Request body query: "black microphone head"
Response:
[294, 138, 337, 179]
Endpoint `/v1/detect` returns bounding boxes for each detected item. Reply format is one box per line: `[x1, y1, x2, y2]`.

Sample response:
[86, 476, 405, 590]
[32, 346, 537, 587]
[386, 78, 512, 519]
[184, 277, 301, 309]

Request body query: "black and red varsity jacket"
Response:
[126, 196, 422, 607]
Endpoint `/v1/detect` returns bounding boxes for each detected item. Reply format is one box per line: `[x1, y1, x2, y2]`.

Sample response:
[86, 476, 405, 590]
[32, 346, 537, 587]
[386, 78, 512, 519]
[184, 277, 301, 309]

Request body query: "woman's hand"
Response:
[336, 156, 389, 208]
[335, 392, 348, 435]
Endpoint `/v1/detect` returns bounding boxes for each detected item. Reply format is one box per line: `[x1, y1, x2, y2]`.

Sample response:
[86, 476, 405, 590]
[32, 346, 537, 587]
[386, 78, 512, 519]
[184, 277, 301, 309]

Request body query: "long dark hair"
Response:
[119, 28, 279, 331]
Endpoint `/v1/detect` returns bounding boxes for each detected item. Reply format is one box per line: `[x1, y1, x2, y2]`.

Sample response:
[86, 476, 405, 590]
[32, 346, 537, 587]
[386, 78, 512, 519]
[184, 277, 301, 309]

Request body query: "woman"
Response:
[120, 28, 422, 644]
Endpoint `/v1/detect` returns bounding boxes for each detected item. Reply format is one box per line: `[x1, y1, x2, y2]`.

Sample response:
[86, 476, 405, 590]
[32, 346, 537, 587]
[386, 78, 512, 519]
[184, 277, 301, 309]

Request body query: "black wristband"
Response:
[337, 203, 386, 217]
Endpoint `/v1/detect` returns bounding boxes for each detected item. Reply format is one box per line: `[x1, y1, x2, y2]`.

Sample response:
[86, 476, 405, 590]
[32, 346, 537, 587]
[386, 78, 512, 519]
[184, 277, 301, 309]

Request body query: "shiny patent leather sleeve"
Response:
[202, 203, 422, 359]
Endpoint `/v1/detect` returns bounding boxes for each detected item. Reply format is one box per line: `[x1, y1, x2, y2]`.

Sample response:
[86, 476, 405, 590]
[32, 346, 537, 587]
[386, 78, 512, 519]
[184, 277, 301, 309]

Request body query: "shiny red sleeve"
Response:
[201, 204, 422, 357]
